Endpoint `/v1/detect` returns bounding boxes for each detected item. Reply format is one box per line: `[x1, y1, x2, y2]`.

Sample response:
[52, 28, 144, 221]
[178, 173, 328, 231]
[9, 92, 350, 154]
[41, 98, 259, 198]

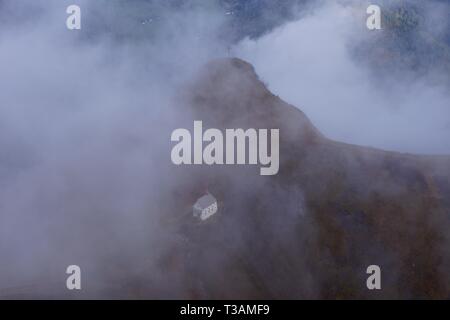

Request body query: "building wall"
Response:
[201, 202, 218, 220]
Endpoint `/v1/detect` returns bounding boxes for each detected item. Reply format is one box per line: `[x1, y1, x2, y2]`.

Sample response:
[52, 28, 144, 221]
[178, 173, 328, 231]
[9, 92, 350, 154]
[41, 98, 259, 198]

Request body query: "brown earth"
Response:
[164, 58, 450, 299]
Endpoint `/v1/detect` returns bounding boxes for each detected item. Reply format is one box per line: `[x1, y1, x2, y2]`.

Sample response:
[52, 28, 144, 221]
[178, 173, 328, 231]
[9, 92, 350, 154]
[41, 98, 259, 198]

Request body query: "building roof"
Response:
[194, 193, 217, 210]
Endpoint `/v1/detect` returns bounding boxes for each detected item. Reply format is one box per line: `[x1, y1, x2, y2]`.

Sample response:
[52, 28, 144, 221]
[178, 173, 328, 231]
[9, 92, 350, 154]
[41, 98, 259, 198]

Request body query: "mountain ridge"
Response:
[167, 57, 450, 299]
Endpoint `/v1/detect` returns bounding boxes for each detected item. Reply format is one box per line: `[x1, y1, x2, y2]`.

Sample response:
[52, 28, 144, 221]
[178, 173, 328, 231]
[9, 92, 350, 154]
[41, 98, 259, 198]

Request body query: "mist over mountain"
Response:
[168, 58, 450, 299]
[357, 0, 450, 79]
[235, 0, 450, 154]
[2, 56, 449, 299]
[0, 0, 449, 300]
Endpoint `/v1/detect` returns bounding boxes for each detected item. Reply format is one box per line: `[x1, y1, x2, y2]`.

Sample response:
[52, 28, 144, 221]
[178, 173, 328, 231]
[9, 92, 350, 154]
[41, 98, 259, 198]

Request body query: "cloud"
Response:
[233, 1, 450, 154]
[0, 0, 227, 294]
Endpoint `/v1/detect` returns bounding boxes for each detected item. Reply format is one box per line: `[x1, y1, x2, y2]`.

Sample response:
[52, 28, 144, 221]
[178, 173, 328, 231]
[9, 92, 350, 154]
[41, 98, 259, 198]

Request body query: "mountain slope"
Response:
[166, 58, 450, 299]
[3, 58, 448, 299]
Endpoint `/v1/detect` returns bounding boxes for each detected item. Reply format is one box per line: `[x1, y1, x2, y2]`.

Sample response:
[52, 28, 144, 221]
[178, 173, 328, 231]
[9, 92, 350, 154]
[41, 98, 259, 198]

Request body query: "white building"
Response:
[193, 193, 218, 221]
